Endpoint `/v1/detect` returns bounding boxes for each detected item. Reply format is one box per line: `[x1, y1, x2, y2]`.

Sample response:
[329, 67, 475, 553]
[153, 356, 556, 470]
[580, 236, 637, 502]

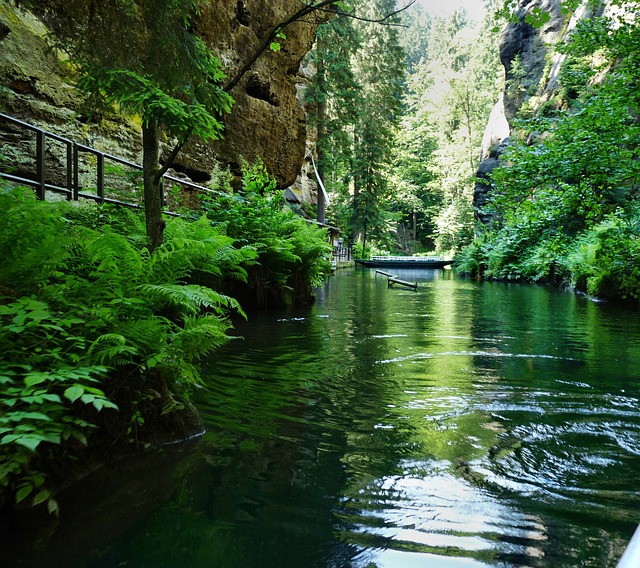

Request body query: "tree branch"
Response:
[318, 0, 416, 26]
[223, 0, 416, 93]
[155, 132, 191, 182]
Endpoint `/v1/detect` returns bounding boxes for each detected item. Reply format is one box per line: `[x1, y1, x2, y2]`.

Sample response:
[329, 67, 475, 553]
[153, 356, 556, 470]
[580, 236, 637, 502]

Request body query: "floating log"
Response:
[375, 269, 398, 278]
[388, 277, 418, 290]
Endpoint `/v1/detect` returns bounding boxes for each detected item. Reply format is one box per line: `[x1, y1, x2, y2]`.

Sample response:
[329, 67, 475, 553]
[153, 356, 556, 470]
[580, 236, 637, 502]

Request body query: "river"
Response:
[4, 268, 640, 567]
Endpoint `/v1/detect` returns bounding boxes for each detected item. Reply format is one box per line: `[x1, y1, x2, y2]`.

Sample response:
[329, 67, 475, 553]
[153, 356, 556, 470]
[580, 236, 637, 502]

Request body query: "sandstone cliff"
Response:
[0, 1, 319, 190]
[473, 0, 609, 224]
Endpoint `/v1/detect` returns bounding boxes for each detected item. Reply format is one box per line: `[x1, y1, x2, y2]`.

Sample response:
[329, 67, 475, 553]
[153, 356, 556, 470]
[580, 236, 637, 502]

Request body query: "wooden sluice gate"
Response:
[375, 269, 396, 278]
[387, 277, 418, 290]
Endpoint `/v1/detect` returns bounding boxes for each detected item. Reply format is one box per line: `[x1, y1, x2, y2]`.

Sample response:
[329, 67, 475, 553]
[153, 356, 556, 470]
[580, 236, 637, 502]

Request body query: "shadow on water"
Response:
[3, 267, 640, 567]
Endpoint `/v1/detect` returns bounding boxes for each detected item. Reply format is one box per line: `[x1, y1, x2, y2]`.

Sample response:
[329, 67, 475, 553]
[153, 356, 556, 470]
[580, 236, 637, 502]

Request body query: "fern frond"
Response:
[85, 232, 144, 284]
[115, 317, 169, 355]
[169, 315, 232, 361]
[87, 333, 139, 366]
[138, 284, 246, 319]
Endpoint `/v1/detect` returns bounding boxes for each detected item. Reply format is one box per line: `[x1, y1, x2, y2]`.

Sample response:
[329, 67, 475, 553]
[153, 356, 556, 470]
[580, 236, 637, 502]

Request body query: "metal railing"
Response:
[333, 244, 352, 261]
[0, 112, 219, 215]
[0, 112, 344, 245]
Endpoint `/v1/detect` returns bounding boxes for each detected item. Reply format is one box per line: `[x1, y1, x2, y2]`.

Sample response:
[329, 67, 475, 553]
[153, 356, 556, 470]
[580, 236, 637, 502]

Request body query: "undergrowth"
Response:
[202, 160, 332, 308]
[0, 160, 332, 513]
[0, 187, 255, 513]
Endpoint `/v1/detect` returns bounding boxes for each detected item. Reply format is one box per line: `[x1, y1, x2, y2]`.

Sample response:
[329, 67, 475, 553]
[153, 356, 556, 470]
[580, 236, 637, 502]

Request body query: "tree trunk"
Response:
[362, 218, 368, 258]
[142, 119, 166, 251]
[412, 210, 417, 243]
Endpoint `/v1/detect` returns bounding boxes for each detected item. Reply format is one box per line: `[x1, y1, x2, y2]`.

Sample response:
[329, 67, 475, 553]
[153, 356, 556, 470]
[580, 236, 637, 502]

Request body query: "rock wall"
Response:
[0, 1, 319, 190]
[473, 0, 609, 224]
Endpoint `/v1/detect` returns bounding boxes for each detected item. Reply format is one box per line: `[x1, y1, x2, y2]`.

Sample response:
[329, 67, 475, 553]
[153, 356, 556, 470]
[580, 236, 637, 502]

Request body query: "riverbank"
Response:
[0, 183, 332, 514]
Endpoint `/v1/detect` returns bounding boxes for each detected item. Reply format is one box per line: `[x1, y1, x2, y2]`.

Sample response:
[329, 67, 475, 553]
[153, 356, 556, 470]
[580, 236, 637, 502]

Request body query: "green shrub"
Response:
[0, 189, 253, 511]
[202, 160, 332, 307]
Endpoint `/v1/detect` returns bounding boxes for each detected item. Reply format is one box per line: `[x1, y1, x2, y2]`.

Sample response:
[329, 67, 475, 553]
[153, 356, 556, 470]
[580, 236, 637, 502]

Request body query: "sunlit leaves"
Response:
[78, 68, 231, 141]
[462, 2, 640, 298]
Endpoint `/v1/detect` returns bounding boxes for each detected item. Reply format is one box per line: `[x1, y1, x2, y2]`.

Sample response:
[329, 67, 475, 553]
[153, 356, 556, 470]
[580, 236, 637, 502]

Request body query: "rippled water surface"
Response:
[6, 269, 640, 567]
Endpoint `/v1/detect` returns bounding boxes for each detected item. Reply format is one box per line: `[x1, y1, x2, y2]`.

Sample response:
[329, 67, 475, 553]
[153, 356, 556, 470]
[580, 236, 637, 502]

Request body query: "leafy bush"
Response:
[564, 211, 640, 300]
[0, 188, 253, 511]
[454, 236, 488, 279]
[202, 160, 332, 308]
[461, 6, 640, 302]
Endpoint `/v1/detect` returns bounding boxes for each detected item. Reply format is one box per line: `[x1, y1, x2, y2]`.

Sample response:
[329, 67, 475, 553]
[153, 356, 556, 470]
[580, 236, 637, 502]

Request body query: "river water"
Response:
[5, 268, 640, 567]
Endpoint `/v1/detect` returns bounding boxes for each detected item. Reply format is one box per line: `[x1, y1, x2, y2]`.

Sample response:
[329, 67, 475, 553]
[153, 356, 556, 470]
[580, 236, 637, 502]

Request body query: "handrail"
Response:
[370, 255, 444, 261]
[0, 112, 223, 213]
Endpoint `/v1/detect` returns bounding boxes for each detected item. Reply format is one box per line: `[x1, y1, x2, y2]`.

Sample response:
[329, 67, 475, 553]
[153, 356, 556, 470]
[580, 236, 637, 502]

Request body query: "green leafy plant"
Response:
[202, 160, 332, 308]
[461, 5, 640, 300]
[0, 188, 255, 510]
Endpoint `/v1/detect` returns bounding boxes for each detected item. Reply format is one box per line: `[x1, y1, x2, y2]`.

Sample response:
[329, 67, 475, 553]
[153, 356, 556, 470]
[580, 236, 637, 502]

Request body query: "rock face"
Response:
[192, 1, 320, 187]
[0, 1, 319, 191]
[473, 0, 595, 223]
[499, 0, 567, 120]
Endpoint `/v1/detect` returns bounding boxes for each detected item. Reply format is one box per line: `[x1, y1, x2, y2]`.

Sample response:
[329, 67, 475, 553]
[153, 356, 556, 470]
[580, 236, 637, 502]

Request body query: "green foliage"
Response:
[21, 0, 235, 247]
[563, 209, 640, 300]
[202, 161, 332, 307]
[304, 2, 500, 254]
[304, 1, 405, 251]
[269, 30, 286, 52]
[390, 6, 501, 254]
[27, 0, 234, 142]
[78, 66, 231, 141]
[434, 196, 475, 254]
[461, 3, 640, 300]
[0, 189, 252, 510]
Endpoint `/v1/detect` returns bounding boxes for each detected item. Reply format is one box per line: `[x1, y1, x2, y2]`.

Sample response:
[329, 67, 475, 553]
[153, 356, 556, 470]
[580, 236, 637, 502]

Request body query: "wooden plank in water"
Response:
[388, 277, 418, 290]
[375, 269, 398, 278]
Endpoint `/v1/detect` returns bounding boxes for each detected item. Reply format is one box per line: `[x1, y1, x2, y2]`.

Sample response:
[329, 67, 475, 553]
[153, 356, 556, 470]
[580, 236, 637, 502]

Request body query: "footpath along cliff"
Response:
[0, 1, 320, 190]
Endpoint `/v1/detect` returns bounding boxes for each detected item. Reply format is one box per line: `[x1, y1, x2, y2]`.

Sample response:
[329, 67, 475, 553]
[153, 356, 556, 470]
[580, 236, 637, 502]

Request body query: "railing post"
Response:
[97, 152, 104, 203]
[73, 143, 79, 201]
[35, 130, 45, 200]
[65, 140, 72, 200]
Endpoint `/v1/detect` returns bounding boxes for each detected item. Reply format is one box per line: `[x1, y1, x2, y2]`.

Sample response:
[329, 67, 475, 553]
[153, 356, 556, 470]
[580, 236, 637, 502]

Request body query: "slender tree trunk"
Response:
[362, 218, 368, 258]
[351, 134, 361, 242]
[142, 118, 166, 251]
[317, 106, 327, 224]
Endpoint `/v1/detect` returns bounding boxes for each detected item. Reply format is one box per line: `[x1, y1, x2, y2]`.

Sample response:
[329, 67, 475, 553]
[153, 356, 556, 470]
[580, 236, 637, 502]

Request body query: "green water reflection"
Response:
[6, 268, 640, 567]
[185, 269, 640, 567]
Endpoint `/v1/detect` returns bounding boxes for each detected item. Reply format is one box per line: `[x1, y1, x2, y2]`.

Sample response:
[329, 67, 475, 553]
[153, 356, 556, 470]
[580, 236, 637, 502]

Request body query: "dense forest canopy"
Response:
[305, 0, 501, 256]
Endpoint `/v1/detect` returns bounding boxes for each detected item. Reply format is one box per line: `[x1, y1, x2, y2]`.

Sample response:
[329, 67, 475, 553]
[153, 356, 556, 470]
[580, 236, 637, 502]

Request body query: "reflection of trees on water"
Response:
[6, 272, 640, 566]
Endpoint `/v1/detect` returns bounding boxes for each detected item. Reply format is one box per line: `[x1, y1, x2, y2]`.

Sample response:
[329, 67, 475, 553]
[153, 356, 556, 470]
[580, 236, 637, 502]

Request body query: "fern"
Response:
[0, 194, 254, 510]
[138, 284, 246, 319]
[168, 315, 232, 362]
[0, 192, 69, 294]
[85, 232, 146, 282]
[88, 334, 139, 366]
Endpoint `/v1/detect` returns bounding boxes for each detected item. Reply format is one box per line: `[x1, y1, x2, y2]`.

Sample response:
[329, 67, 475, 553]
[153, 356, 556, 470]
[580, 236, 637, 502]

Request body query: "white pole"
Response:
[618, 524, 640, 568]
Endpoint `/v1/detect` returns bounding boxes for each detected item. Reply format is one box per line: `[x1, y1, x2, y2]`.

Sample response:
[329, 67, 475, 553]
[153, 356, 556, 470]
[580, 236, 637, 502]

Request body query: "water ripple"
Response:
[377, 351, 578, 364]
